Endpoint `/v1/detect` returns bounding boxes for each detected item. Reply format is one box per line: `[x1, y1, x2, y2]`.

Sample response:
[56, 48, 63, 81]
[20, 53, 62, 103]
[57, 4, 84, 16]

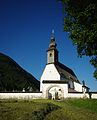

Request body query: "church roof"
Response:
[46, 31, 80, 84]
[55, 62, 80, 83]
[68, 88, 79, 93]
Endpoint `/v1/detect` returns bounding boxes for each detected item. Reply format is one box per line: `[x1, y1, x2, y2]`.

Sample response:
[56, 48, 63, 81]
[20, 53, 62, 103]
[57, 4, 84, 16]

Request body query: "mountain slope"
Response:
[0, 53, 40, 92]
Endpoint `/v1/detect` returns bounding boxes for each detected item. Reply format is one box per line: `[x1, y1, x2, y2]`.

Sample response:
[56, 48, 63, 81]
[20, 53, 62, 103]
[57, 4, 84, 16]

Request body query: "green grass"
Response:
[44, 99, 97, 120]
[0, 99, 97, 120]
[0, 99, 59, 120]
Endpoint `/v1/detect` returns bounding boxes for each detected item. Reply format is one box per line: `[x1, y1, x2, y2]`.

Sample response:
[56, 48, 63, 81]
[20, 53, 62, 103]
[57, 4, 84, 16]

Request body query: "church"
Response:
[1, 31, 97, 99]
[40, 31, 89, 99]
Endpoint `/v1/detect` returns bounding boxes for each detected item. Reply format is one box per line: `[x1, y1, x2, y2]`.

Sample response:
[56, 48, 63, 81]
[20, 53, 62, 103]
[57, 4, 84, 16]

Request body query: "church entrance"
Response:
[48, 86, 63, 100]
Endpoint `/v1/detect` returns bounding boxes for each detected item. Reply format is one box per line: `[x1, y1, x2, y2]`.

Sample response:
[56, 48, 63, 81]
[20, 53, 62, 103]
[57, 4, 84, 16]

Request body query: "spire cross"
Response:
[52, 29, 54, 38]
[51, 29, 55, 40]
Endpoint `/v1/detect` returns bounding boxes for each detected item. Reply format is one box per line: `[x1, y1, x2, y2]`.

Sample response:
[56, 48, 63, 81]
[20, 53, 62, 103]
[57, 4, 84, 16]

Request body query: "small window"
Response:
[59, 89, 61, 91]
[68, 84, 70, 88]
[49, 53, 52, 57]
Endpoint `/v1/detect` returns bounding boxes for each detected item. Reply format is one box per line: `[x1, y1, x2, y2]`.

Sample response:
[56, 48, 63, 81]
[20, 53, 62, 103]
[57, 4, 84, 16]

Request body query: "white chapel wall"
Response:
[40, 64, 60, 80]
[74, 82, 82, 92]
[40, 64, 60, 91]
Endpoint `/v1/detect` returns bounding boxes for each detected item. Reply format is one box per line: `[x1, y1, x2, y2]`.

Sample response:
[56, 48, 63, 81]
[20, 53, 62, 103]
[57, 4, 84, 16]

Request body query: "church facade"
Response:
[40, 31, 89, 99]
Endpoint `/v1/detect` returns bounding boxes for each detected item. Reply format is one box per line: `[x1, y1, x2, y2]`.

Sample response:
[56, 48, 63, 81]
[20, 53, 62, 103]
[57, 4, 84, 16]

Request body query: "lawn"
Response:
[0, 99, 97, 120]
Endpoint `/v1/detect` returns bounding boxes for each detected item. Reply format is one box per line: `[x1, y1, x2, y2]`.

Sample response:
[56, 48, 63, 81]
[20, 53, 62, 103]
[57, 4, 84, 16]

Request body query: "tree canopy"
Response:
[60, 0, 97, 79]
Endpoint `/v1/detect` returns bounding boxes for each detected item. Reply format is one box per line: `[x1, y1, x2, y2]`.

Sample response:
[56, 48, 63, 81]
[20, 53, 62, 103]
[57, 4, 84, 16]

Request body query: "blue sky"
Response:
[0, 0, 97, 91]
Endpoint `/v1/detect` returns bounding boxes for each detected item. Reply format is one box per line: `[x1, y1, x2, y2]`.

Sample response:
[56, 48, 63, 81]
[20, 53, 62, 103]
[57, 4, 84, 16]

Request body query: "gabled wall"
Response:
[40, 64, 60, 91]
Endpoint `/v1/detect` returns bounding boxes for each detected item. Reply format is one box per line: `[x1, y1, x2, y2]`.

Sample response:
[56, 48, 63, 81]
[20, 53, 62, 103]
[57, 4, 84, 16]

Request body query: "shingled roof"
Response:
[55, 62, 80, 83]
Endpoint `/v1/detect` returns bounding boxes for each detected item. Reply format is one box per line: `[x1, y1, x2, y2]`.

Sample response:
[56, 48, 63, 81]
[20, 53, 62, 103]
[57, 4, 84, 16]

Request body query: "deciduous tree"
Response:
[60, 0, 97, 79]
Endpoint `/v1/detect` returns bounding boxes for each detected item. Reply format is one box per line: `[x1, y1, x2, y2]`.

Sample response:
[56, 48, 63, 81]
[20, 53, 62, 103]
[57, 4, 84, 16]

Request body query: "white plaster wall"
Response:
[91, 93, 97, 99]
[42, 83, 68, 98]
[0, 92, 97, 99]
[63, 84, 68, 98]
[41, 64, 60, 80]
[40, 64, 60, 91]
[0, 93, 42, 99]
[68, 93, 97, 99]
[68, 93, 89, 98]
[74, 82, 82, 92]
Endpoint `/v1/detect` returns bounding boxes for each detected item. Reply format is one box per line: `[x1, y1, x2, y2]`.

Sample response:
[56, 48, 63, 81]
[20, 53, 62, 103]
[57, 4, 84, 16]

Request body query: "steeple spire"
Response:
[49, 29, 56, 48]
[51, 29, 55, 40]
[47, 30, 59, 64]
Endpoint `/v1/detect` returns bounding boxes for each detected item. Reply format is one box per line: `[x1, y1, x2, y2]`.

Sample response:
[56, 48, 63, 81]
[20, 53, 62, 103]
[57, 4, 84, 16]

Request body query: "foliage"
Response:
[0, 99, 97, 120]
[60, 0, 97, 79]
[0, 53, 40, 91]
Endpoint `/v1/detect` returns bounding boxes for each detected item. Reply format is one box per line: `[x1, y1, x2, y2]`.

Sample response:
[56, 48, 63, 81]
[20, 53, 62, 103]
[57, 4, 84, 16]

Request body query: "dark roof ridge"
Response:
[55, 62, 77, 78]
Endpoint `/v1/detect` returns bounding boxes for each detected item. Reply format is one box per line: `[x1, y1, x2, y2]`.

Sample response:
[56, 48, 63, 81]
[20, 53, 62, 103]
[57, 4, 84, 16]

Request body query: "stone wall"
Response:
[68, 92, 89, 98]
[90, 92, 97, 99]
[0, 92, 42, 99]
[0, 92, 97, 99]
[68, 92, 97, 99]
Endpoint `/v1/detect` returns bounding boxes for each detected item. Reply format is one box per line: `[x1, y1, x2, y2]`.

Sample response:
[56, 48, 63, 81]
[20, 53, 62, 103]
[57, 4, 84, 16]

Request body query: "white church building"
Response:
[1, 31, 97, 99]
[40, 31, 89, 99]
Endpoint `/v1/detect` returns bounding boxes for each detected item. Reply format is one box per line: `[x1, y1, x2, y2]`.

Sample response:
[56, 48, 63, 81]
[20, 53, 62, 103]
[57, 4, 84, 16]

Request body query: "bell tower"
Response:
[47, 30, 58, 64]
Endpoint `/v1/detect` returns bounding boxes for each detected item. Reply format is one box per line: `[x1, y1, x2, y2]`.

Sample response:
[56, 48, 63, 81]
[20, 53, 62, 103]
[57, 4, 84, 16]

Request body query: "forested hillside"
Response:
[0, 53, 40, 92]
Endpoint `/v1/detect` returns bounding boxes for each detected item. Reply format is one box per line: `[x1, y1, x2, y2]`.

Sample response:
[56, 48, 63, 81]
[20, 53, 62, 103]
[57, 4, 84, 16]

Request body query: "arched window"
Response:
[49, 53, 52, 57]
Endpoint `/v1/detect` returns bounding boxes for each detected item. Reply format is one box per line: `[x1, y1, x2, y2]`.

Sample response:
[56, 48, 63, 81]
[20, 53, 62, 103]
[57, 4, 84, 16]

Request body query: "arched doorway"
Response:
[47, 86, 63, 100]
